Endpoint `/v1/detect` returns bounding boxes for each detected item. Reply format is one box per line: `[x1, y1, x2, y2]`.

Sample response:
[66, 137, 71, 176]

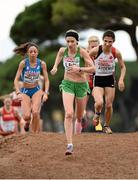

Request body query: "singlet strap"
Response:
[76, 47, 80, 56]
[25, 58, 29, 65]
[111, 47, 116, 59]
[37, 58, 42, 67]
[63, 48, 68, 56]
[39, 59, 42, 73]
[96, 45, 103, 58]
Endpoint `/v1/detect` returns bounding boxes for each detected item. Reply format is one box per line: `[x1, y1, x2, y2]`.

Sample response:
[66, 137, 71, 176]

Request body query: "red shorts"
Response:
[12, 99, 21, 107]
[88, 74, 93, 89]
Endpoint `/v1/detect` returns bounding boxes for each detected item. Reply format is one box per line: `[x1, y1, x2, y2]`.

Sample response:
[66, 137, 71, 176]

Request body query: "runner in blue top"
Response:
[14, 42, 49, 133]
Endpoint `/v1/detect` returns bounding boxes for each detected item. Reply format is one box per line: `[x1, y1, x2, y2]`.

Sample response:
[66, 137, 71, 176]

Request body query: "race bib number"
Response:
[63, 57, 80, 71]
[98, 66, 114, 74]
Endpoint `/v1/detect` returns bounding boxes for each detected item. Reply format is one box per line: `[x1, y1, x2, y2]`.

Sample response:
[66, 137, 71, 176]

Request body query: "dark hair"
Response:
[13, 42, 38, 56]
[65, 29, 79, 41]
[103, 30, 115, 42]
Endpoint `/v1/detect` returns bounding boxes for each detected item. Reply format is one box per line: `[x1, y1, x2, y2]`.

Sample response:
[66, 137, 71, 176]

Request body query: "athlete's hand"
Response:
[50, 67, 57, 75]
[17, 93, 22, 101]
[68, 65, 80, 73]
[118, 79, 125, 92]
[42, 93, 48, 102]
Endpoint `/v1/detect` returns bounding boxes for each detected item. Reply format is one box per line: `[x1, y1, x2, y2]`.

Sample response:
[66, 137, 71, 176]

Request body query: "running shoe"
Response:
[103, 126, 112, 134]
[65, 144, 73, 155]
[24, 122, 30, 132]
[93, 113, 100, 126]
[95, 119, 103, 131]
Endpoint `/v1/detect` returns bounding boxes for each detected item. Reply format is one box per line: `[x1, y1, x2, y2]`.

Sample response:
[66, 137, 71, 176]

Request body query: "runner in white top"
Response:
[94, 48, 115, 76]
[89, 30, 126, 134]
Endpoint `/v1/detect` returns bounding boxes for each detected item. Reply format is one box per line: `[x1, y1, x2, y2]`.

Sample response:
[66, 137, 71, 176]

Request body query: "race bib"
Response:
[97, 65, 114, 74]
[0, 119, 16, 132]
[63, 57, 80, 71]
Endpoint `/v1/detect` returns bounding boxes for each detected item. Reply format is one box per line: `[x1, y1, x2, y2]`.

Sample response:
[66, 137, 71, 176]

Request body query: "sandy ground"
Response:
[0, 132, 138, 179]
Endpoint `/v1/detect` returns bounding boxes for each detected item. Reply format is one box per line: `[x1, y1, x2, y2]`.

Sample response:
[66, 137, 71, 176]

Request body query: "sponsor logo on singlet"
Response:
[95, 53, 115, 75]
[63, 56, 80, 71]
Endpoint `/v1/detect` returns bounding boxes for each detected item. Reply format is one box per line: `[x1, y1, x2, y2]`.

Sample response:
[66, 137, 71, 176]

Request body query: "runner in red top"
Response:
[81, 35, 102, 132]
[10, 81, 26, 134]
[0, 97, 21, 136]
[87, 36, 100, 94]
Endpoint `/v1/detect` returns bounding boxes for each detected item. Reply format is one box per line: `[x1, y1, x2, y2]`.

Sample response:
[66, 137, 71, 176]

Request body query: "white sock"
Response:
[67, 143, 73, 147]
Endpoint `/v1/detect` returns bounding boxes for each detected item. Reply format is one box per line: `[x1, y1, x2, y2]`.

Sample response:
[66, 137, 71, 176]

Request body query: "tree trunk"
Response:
[127, 24, 138, 61]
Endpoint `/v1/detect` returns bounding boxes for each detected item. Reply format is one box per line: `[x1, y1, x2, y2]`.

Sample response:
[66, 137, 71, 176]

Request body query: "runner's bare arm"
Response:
[50, 47, 65, 75]
[89, 46, 99, 59]
[14, 108, 21, 122]
[41, 61, 49, 101]
[14, 60, 25, 94]
[79, 48, 95, 73]
[116, 49, 126, 91]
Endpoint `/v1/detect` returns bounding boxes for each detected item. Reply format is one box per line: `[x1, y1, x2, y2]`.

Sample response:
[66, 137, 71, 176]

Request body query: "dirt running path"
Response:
[0, 132, 138, 179]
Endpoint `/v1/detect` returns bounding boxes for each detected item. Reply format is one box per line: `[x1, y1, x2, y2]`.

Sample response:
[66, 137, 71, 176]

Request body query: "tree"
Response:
[52, 0, 138, 60]
[10, 0, 61, 45]
[10, 0, 138, 60]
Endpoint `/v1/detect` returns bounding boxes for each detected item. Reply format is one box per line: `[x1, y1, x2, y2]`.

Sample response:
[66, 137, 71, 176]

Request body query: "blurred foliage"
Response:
[116, 61, 138, 89]
[10, 0, 61, 44]
[51, 0, 85, 26]
[0, 56, 20, 95]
